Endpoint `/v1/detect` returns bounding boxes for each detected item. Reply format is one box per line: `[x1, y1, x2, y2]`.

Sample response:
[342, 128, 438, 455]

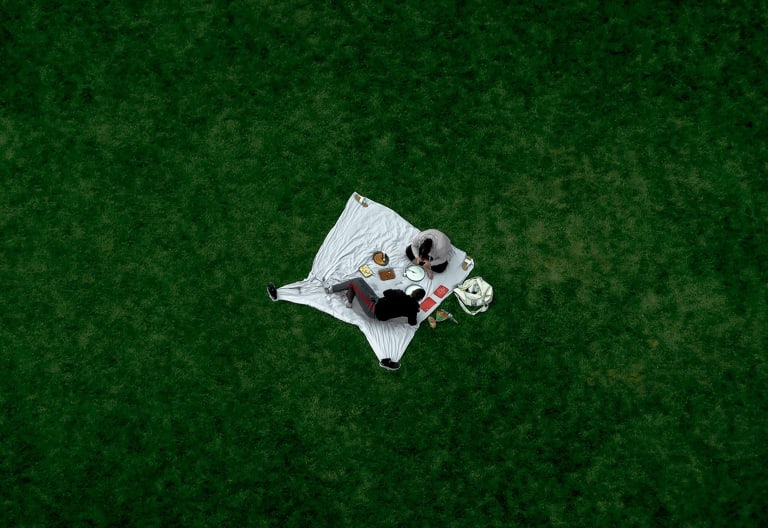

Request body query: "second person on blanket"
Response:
[406, 229, 453, 279]
[325, 279, 425, 326]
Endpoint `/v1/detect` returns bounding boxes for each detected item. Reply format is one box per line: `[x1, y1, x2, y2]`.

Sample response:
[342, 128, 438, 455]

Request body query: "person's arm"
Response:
[387, 291, 418, 324]
[421, 259, 434, 279]
[414, 257, 434, 278]
[408, 302, 418, 325]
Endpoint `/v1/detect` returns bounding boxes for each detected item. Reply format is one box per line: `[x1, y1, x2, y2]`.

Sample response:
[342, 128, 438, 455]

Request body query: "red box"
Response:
[433, 285, 450, 298]
[420, 297, 437, 311]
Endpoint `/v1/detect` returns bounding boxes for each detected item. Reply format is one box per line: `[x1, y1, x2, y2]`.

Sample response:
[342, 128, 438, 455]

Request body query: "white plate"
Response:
[404, 265, 425, 281]
[405, 284, 423, 296]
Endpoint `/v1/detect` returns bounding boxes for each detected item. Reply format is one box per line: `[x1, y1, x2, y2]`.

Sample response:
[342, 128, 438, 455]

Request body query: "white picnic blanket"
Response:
[274, 192, 474, 363]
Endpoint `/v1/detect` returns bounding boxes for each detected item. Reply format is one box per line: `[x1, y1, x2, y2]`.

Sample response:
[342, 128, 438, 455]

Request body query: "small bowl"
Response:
[373, 251, 389, 266]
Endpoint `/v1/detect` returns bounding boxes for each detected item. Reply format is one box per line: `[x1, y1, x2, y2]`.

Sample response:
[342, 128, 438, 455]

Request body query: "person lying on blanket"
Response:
[405, 229, 453, 279]
[325, 279, 425, 326]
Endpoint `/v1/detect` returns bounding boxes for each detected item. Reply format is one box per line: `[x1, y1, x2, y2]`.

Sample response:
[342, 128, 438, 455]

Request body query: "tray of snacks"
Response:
[378, 268, 395, 281]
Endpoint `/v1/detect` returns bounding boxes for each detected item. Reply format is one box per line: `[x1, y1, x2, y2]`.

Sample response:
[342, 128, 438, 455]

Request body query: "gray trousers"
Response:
[331, 278, 379, 318]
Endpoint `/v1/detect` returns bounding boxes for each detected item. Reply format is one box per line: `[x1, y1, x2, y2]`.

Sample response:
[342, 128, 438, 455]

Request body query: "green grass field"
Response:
[2, 1, 767, 526]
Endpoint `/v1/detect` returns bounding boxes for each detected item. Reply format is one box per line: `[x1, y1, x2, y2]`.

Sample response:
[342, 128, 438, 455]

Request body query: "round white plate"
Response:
[404, 265, 425, 281]
[405, 284, 423, 296]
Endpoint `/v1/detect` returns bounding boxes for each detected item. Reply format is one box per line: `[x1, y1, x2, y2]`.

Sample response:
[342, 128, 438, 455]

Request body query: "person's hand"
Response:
[423, 260, 433, 279]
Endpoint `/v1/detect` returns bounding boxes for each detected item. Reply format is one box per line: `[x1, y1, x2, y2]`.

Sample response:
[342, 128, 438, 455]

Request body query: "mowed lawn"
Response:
[2, 1, 766, 526]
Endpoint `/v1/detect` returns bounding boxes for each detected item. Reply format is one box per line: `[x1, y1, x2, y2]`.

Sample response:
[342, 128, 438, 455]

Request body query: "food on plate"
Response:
[359, 264, 373, 277]
[373, 251, 389, 265]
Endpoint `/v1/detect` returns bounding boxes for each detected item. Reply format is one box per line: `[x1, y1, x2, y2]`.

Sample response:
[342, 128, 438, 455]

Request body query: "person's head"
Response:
[418, 238, 433, 259]
[409, 288, 426, 301]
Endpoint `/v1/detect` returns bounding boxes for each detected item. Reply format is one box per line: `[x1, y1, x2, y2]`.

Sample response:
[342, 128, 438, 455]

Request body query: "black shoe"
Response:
[267, 282, 278, 301]
[379, 358, 400, 371]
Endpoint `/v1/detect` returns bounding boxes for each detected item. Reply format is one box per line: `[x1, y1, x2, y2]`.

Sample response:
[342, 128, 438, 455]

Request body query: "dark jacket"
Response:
[374, 289, 420, 325]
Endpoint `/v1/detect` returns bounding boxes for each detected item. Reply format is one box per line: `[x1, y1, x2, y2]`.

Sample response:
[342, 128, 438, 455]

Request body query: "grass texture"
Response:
[2, 1, 767, 526]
